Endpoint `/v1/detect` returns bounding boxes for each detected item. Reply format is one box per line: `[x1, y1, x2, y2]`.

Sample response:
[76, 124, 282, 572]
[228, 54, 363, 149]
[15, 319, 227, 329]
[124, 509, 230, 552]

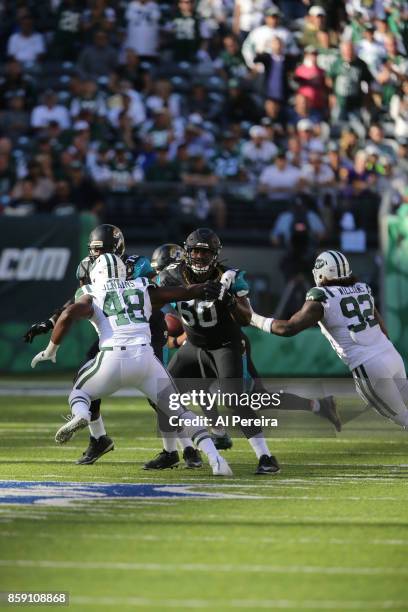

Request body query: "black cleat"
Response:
[76, 435, 114, 465]
[212, 433, 233, 450]
[183, 446, 202, 468]
[143, 450, 180, 470]
[255, 454, 280, 475]
[318, 396, 342, 432]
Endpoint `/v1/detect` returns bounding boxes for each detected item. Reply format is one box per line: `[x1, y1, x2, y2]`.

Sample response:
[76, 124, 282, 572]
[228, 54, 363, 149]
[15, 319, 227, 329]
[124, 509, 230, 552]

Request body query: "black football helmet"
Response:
[184, 228, 221, 277]
[151, 243, 185, 272]
[88, 224, 125, 259]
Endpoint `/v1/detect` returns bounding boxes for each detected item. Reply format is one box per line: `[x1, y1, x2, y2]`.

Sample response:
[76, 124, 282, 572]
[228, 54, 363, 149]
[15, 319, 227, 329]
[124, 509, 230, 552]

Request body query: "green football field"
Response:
[0, 395, 407, 611]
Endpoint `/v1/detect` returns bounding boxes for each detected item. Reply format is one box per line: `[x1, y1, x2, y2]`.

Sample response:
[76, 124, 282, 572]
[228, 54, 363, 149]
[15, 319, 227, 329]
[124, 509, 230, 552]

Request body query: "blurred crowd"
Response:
[0, 0, 407, 246]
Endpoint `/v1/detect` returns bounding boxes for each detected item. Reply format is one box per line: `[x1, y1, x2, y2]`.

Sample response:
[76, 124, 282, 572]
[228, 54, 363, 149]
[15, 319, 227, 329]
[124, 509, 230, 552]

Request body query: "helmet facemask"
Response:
[187, 247, 217, 278]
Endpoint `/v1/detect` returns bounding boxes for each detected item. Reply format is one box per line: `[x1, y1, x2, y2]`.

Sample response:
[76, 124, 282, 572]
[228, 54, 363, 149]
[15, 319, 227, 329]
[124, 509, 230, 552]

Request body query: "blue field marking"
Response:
[0, 481, 261, 506]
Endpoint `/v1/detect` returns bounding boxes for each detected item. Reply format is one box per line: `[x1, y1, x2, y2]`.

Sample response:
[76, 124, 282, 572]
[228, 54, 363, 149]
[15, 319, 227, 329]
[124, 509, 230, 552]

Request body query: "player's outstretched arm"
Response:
[23, 298, 75, 343]
[148, 282, 221, 309]
[251, 301, 324, 337]
[227, 295, 252, 326]
[31, 297, 93, 368]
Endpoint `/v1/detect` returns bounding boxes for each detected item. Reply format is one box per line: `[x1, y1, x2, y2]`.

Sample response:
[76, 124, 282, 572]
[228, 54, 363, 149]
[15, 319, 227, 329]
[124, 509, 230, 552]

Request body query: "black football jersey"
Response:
[159, 262, 249, 349]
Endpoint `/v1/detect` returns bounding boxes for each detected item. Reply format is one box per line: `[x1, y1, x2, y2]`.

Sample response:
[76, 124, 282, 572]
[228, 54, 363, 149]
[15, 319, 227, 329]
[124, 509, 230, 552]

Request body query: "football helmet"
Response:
[312, 251, 352, 286]
[90, 254, 127, 286]
[151, 243, 185, 272]
[88, 224, 125, 259]
[184, 228, 221, 277]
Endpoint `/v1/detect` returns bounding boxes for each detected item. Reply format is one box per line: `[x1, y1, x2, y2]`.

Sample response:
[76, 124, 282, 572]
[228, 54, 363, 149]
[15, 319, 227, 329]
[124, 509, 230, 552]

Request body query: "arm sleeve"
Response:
[74, 284, 93, 302]
[305, 287, 328, 306]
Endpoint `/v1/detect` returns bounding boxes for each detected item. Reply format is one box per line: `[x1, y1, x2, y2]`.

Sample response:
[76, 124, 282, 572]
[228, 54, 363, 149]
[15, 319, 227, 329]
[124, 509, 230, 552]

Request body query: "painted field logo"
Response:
[0, 481, 261, 506]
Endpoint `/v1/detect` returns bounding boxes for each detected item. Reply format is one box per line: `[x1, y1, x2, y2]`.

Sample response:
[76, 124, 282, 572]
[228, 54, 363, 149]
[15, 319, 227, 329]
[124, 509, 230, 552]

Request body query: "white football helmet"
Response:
[90, 253, 127, 286]
[312, 251, 352, 286]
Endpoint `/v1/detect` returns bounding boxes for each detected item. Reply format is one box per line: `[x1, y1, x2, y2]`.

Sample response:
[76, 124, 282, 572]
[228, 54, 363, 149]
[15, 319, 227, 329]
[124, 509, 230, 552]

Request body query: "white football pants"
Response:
[352, 346, 408, 428]
[68, 345, 210, 445]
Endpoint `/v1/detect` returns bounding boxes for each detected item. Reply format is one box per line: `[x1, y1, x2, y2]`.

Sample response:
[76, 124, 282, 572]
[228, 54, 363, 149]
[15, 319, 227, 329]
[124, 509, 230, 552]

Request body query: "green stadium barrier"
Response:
[244, 327, 348, 377]
[385, 211, 408, 358]
[0, 214, 97, 374]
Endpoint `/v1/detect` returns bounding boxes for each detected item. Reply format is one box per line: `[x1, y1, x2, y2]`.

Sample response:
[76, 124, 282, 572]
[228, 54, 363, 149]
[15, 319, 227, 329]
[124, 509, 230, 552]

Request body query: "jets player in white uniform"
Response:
[250, 250, 408, 428]
[31, 253, 233, 476]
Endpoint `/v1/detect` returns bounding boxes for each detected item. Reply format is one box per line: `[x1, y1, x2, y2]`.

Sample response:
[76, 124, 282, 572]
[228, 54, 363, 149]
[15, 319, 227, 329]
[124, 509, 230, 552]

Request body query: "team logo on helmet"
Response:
[312, 251, 351, 286]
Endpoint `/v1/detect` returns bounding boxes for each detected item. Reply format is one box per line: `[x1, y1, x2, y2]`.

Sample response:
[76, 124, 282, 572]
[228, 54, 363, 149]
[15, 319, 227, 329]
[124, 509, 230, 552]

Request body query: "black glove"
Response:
[23, 319, 54, 344]
[202, 281, 223, 301]
[219, 289, 237, 309]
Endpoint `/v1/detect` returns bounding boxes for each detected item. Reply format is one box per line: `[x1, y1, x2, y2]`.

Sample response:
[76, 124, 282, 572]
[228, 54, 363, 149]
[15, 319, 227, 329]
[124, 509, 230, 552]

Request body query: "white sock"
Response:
[71, 403, 90, 422]
[88, 416, 106, 440]
[178, 437, 194, 450]
[248, 434, 270, 459]
[197, 437, 219, 463]
[162, 435, 178, 453]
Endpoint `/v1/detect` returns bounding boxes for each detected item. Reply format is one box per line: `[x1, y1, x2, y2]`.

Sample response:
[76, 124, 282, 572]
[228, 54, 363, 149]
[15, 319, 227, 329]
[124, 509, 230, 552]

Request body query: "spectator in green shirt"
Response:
[327, 40, 372, 121]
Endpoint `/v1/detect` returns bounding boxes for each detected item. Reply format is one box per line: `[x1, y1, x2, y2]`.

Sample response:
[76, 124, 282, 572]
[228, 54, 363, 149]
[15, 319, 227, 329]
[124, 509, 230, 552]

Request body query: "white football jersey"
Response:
[306, 282, 394, 370]
[75, 278, 153, 348]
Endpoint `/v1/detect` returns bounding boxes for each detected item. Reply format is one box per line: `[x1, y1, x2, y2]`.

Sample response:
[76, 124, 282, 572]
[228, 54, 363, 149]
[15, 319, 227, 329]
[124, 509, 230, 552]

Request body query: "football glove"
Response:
[219, 288, 237, 309]
[23, 319, 54, 344]
[31, 342, 59, 369]
[203, 281, 223, 301]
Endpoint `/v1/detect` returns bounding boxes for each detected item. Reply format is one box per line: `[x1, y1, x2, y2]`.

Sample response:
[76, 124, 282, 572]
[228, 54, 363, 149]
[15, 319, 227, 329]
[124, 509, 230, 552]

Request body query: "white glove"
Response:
[209, 270, 237, 305]
[31, 342, 59, 369]
[219, 270, 237, 291]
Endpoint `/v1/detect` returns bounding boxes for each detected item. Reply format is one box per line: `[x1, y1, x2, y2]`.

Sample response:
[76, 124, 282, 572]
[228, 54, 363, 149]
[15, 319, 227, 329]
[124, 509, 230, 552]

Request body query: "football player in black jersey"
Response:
[24, 224, 168, 465]
[144, 228, 280, 475]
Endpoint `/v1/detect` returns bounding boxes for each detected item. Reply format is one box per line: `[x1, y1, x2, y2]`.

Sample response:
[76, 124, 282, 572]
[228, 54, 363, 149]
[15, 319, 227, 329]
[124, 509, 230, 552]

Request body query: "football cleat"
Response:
[55, 416, 88, 445]
[182, 446, 203, 468]
[76, 435, 114, 465]
[255, 454, 280, 475]
[318, 396, 342, 432]
[143, 450, 180, 470]
[212, 433, 233, 450]
[210, 455, 233, 476]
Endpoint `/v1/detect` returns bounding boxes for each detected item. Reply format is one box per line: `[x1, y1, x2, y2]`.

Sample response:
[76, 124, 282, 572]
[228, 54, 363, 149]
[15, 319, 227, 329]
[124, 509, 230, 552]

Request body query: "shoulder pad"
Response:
[159, 264, 180, 286]
[231, 269, 249, 297]
[306, 287, 328, 303]
[126, 255, 155, 280]
[76, 257, 92, 282]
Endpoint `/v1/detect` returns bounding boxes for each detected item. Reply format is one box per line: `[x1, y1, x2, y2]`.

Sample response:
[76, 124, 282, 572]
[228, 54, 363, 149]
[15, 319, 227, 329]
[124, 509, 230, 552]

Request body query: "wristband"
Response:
[44, 341, 59, 358]
[250, 312, 274, 333]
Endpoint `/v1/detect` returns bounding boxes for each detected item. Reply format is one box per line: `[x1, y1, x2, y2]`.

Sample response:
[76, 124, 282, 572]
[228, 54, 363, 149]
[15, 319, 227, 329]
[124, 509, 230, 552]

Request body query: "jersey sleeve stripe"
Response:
[104, 254, 113, 278]
[112, 254, 119, 278]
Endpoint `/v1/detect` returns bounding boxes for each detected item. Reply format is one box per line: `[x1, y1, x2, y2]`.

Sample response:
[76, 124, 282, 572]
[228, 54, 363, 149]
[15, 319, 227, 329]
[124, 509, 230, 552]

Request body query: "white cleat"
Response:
[55, 416, 88, 445]
[210, 456, 233, 477]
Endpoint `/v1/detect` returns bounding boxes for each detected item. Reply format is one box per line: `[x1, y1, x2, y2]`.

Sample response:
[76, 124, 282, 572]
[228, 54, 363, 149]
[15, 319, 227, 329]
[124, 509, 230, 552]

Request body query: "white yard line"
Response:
[70, 596, 408, 609]
[2, 531, 407, 547]
[0, 559, 406, 576]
